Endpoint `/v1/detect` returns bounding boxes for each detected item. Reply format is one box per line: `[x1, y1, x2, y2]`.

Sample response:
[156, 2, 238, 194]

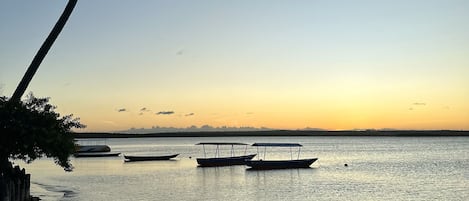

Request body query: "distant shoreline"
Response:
[74, 130, 469, 138]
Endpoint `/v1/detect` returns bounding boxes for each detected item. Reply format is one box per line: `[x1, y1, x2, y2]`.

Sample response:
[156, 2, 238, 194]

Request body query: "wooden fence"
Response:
[0, 162, 31, 201]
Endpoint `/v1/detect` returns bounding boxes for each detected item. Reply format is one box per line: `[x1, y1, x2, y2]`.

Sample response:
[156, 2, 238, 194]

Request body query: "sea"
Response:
[14, 136, 469, 201]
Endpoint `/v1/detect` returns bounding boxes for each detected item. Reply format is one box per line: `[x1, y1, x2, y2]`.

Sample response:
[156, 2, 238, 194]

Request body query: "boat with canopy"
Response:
[245, 143, 317, 169]
[196, 142, 256, 167]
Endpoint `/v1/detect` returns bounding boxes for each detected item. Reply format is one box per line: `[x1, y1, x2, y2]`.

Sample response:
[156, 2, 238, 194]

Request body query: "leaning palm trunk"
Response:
[10, 0, 78, 102]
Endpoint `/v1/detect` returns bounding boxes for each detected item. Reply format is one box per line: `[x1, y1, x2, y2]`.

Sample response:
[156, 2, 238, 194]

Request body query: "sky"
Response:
[1, 0, 468, 132]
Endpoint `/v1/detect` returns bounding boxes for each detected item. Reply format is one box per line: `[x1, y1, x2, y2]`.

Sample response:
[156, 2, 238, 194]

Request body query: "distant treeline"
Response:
[74, 130, 469, 138]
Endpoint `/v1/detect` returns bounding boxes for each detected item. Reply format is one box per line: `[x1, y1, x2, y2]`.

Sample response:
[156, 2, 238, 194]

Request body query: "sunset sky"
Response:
[1, 0, 468, 132]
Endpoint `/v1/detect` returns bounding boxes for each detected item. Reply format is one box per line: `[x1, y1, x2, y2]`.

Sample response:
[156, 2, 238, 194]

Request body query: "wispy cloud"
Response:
[140, 107, 150, 112]
[185, 113, 195, 116]
[409, 102, 426, 111]
[117, 108, 126, 112]
[156, 111, 174, 115]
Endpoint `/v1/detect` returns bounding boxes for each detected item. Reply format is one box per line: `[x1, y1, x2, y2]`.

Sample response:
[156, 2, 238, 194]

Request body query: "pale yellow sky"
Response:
[1, 1, 468, 132]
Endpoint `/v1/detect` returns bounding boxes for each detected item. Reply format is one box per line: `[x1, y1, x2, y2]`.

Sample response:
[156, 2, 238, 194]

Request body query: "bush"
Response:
[0, 93, 85, 171]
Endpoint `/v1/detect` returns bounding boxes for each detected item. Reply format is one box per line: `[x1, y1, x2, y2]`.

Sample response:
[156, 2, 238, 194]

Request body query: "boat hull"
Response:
[124, 154, 179, 162]
[197, 154, 256, 167]
[245, 158, 318, 170]
[76, 145, 111, 153]
[74, 152, 121, 157]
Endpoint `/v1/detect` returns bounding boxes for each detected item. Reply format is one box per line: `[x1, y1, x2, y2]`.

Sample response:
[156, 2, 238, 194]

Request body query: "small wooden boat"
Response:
[196, 154, 256, 167]
[75, 145, 111, 153]
[245, 158, 317, 169]
[124, 154, 179, 162]
[75, 139, 111, 153]
[73, 152, 121, 158]
[196, 142, 256, 167]
[245, 143, 318, 170]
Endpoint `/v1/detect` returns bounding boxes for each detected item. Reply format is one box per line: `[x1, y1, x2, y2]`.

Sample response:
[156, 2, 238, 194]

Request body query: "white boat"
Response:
[74, 139, 117, 157]
[75, 139, 111, 153]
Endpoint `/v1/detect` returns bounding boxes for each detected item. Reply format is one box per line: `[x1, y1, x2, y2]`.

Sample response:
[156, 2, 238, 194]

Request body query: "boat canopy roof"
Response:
[196, 142, 248, 145]
[252, 143, 303, 147]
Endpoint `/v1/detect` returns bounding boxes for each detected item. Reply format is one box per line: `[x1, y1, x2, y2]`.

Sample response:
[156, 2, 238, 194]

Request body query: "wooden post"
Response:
[25, 174, 30, 201]
[0, 162, 32, 201]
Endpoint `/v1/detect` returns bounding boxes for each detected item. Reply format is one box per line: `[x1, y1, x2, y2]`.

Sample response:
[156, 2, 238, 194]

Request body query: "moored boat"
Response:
[245, 158, 317, 169]
[76, 145, 111, 153]
[197, 154, 256, 167]
[74, 152, 121, 157]
[124, 154, 179, 162]
[196, 142, 256, 167]
[75, 139, 111, 153]
[245, 143, 318, 170]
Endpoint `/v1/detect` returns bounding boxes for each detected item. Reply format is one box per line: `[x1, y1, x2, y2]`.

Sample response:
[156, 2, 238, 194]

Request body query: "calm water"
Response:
[15, 136, 469, 201]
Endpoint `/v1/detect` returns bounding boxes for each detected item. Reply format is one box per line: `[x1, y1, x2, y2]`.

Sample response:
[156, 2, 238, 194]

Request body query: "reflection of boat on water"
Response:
[74, 152, 121, 157]
[124, 154, 179, 162]
[245, 143, 318, 170]
[196, 142, 256, 167]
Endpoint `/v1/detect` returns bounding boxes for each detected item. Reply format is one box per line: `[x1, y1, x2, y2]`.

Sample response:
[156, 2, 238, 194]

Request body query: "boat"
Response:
[245, 143, 318, 170]
[73, 139, 120, 157]
[196, 142, 256, 167]
[73, 152, 121, 157]
[75, 139, 111, 153]
[124, 154, 179, 162]
[75, 145, 111, 153]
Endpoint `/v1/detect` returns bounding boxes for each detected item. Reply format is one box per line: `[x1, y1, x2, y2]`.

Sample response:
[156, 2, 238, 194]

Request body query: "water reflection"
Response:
[14, 137, 469, 201]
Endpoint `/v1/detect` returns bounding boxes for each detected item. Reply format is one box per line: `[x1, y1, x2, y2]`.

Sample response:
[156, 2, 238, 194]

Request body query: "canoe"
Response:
[75, 145, 111, 153]
[245, 158, 318, 170]
[74, 152, 121, 157]
[124, 154, 179, 162]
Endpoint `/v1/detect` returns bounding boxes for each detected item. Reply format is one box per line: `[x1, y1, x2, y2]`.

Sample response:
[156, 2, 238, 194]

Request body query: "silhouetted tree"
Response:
[1, 94, 85, 170]
[1, 0, 80, 171]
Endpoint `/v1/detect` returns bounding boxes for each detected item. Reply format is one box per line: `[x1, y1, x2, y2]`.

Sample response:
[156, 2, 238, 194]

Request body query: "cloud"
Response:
[117, 108, 126, 112]
[185, 113, 195, 116]
[156, 111, 174, 115]
[140, 107, 150, 112]
[413, 102, 426, 106]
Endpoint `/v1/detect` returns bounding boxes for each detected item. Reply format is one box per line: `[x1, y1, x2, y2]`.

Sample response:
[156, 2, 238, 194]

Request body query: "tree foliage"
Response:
[0, 93, 85, 171]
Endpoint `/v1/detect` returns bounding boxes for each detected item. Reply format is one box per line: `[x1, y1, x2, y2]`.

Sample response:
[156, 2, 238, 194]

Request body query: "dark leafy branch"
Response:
[1, 93, 85, 171]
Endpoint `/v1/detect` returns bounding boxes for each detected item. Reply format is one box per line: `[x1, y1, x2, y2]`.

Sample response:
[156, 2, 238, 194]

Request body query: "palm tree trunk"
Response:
[10, 0, 78, 102]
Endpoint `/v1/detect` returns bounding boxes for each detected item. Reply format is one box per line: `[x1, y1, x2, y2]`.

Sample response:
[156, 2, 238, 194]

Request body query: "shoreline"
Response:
[74, 130, 469, 138]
